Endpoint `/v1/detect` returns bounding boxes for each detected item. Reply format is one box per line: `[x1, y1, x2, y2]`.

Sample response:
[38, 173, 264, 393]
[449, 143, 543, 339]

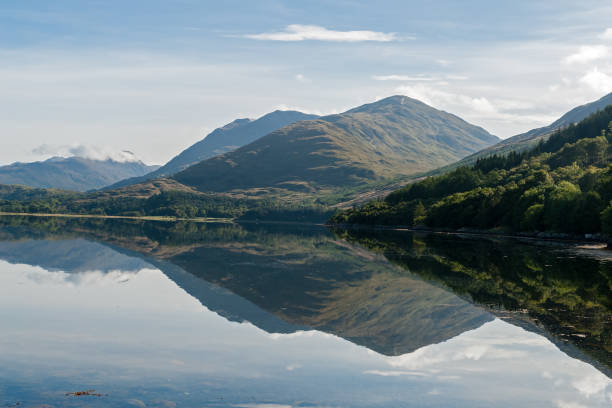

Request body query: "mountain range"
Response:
[107, 109, 318, 189]
[172, 96, 498, 198]
[0, 156, 159, 192]
[2, 92, 612, 218]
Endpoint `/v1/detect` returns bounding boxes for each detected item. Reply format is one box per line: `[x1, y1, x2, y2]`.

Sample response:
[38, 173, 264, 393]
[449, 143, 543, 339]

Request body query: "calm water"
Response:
[0, 216, 611, 407]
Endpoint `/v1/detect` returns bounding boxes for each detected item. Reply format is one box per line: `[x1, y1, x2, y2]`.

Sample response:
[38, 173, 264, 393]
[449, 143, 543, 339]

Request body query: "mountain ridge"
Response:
[0, 156, 159, 192]
[172, 95, 499, 198]
[106, 110, 318, 190]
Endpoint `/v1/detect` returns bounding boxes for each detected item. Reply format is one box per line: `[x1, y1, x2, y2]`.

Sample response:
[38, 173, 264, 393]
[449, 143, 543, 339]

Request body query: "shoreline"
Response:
[328, 223, 611, 248]
[0, 212, 234, 223]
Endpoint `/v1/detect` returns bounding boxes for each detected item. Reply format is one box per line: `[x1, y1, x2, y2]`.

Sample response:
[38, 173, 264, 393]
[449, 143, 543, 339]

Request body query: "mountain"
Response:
[173, 96, 498, 198]
[333, 104, 612, 237]
[106, 110, 318, 189]
[435, 92, 612, 172]
[0, 156, 159, 192]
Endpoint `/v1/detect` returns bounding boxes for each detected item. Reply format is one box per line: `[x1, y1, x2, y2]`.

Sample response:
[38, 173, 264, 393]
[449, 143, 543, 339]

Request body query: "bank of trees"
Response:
[332, 106, 612, 236]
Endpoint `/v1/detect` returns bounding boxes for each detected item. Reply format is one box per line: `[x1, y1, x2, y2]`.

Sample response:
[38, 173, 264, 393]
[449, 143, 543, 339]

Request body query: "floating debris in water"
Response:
[65, 390, 106, 397]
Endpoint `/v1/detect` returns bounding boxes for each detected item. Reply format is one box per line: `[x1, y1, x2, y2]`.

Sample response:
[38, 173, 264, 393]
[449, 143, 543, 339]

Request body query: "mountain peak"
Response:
[220, 118, 252, 131]
[346, 95, 429, 114]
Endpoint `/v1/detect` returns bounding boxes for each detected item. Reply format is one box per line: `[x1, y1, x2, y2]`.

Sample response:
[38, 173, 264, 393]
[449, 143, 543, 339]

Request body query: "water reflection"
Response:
[0, 216, 611, 407]
[336, 228, 612, 377]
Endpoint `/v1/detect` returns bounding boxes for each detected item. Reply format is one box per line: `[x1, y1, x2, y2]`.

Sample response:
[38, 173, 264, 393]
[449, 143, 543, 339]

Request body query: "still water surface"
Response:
[0, 216, 611, 407]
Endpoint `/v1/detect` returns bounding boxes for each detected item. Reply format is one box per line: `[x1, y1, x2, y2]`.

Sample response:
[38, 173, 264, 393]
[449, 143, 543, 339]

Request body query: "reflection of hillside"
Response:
[0, 238, 151, 272]
[337, 229, 612, 377]
[0, 216, 492, 356]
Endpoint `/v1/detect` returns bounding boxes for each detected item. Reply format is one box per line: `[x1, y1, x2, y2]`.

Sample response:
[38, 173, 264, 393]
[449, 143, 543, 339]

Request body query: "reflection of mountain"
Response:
[5, 216, 611, 378]
[0, 216, 492, 356]
[337, 228, 612, 378]
[0, 238, 151, 272]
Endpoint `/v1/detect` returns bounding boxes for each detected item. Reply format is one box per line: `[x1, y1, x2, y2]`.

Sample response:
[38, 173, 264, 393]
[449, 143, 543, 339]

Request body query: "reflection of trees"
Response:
[337, 228, 612, 375]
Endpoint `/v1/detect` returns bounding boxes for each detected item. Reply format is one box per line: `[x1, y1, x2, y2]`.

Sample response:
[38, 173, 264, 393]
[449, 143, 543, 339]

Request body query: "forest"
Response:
[330, 105, 612, 236]
[0, 187, 333, 222]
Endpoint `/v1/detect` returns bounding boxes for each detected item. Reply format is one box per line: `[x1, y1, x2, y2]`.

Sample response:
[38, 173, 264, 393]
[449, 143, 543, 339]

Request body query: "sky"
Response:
[2, 1, 612, 165]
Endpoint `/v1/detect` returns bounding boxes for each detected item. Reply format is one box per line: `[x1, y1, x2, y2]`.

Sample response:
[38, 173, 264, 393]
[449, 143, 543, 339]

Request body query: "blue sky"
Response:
[2, 1, 612, 165]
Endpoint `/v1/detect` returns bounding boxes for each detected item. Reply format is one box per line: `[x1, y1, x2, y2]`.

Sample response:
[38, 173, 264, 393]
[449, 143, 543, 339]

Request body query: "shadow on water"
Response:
[0, 215, 610, 377]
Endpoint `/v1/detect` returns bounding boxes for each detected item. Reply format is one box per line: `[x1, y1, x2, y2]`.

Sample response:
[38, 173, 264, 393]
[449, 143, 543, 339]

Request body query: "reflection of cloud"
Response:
[267, 330, 332, 340]
[388, 343, 527, 370]
[233, 405, 292, 408]
[285, 363, 301, 371]
[554, 401, 587, 408]
[25, 268, 143, 286]
[363, 370, 428, 377]
[572, 372, 612, 398]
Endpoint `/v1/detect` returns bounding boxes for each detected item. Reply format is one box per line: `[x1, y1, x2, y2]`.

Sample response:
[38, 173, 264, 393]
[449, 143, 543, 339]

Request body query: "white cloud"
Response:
[395, 83, 556, 128]
[244, 24, 398, 42]
[396, 84, 498, 115]
[31, 143, 141, 163]
[578, 67, 612, 93]
[599, 28, 612, 40]
[295, 73, 307, 82]
[564, 45, 610, 64]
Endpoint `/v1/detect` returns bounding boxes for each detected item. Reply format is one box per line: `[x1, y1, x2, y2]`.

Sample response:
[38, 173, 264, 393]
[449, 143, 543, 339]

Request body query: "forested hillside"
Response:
[331, 106, 612, 236]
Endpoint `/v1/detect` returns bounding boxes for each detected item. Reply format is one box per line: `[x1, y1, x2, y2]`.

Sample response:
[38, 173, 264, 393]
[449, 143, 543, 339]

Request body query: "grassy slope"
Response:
[173, 96, 498, 200]
[333, 105, 612, 235]
[106, 110, 318, 190]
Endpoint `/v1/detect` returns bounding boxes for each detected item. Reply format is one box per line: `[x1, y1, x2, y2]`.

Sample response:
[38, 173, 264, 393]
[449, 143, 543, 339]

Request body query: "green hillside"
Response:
[427, 92, 612, 176]
[332, 105, 612, 237]
[173, 96, 498, 198]
[106, 110, 317, 190]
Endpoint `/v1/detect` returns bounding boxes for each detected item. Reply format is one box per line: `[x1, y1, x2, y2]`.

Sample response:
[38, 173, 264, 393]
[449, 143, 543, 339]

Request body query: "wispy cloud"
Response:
[244, 24, 399, 42]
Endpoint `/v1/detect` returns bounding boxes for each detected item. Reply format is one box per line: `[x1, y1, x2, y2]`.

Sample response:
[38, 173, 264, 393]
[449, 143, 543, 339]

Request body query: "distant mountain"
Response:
[107, 110, 318, 189]
[0, 156, 159, 192]
[173, 96, 498, 197]
[436, 92, 612, 172]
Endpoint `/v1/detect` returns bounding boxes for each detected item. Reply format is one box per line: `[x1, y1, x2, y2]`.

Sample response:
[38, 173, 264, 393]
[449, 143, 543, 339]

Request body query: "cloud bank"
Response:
[31, 144, 141, 163]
